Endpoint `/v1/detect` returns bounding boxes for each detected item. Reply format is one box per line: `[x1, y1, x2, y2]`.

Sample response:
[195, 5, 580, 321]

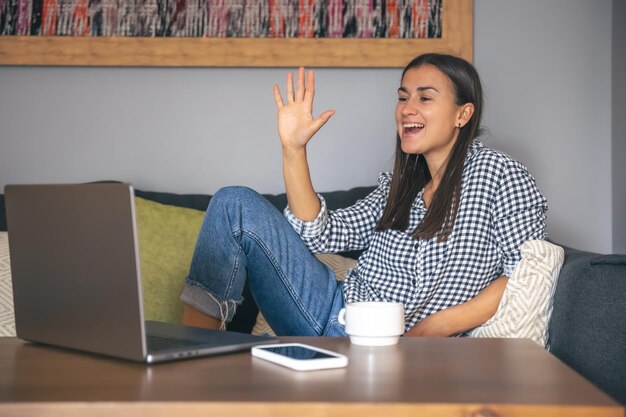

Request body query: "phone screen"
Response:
[257, 345, 337, 360]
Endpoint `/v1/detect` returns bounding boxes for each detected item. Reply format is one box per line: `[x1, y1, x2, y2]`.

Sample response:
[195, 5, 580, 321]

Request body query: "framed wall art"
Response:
[0, 0, 472, 67]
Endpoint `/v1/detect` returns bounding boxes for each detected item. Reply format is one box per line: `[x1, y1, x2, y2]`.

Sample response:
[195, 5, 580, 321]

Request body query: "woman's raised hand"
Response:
[273, 67, 335, 152]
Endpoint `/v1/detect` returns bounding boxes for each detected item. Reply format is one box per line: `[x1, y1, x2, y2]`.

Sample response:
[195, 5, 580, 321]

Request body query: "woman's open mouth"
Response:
[403, 123, 424, 134]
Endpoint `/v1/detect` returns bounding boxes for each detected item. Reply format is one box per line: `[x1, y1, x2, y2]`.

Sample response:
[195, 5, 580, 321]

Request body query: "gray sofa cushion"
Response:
[548, 246, 626, 405]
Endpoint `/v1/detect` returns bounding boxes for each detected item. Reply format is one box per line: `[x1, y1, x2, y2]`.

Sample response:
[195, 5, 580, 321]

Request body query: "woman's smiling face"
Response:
[396, 64, 471, 165]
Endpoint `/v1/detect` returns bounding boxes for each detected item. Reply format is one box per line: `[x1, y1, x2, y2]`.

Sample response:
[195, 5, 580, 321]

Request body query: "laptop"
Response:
[4, 183, 276, 363]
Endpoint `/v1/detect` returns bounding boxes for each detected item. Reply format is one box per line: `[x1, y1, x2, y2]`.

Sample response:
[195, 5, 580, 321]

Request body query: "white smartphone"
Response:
[251, 343, 348, 371]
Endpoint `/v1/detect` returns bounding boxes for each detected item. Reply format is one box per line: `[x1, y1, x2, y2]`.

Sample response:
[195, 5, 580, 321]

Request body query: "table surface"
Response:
[0, 336, 622, 417]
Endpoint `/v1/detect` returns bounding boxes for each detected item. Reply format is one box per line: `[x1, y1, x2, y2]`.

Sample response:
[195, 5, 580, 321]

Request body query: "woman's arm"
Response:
[405, 275, 509, 337]
[273, 67, 334, 221]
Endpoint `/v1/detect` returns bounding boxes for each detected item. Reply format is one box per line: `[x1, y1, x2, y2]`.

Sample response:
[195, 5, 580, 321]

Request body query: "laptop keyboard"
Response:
[146, 335, 208, 352]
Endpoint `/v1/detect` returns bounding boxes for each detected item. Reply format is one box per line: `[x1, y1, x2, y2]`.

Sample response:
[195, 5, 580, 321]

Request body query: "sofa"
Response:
[0, 185, 624, 405]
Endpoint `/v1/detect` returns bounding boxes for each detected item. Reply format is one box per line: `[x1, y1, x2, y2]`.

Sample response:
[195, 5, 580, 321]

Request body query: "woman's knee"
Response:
[211, 186, 278, 219]
[212, 186, 259, 207]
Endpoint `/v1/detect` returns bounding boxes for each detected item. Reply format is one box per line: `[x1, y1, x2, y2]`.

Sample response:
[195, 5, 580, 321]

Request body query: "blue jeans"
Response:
[180, 186, 348, 336]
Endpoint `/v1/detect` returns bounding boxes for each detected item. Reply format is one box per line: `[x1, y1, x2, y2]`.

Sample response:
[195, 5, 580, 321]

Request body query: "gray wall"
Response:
[475, 0, 614, 254]
[0, 0, 622, 254]
[613, 0, 626, 254]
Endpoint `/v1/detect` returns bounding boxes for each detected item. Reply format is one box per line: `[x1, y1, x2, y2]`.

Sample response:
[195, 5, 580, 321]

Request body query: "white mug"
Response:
[338, 302, 405, 346]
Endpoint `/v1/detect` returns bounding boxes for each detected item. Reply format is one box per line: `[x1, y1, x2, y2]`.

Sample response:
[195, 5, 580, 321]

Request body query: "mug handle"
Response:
[338, 308, 346, 325]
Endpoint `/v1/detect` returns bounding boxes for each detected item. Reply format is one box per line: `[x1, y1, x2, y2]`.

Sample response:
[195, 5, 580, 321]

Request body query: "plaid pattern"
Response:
[285, 140, 548, 331]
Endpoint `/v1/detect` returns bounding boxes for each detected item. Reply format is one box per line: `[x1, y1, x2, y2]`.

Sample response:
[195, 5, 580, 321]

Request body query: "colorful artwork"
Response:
[0, 0, 441, 38]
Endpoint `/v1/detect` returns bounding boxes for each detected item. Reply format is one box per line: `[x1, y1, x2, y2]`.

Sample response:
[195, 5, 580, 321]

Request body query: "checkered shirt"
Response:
[284, 140, 548, 331]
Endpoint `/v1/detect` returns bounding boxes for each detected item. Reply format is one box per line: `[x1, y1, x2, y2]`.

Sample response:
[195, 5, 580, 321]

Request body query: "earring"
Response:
[457, 123, 462, 129]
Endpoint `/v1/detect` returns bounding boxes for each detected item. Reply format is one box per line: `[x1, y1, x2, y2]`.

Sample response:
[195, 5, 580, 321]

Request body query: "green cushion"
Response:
[135, 196, 205, 324]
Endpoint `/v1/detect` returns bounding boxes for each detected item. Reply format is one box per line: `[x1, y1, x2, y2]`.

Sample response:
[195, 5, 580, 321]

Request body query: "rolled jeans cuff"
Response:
[180, 281, 239, 324]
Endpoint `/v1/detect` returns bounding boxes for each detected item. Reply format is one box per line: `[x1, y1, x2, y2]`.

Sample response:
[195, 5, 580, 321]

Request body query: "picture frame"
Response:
[0, 0, 472, 67]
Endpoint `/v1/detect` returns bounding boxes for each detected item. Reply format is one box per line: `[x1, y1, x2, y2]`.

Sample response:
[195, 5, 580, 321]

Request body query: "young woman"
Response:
[180, 53, 547, 337]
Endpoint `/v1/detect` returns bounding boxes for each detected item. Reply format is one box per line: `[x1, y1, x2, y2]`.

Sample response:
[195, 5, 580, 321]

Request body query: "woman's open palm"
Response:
[273, 67, 335, 152]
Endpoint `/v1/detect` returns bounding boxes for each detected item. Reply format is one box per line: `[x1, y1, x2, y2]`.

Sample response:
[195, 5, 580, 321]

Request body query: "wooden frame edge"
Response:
[0, 0, 472, 67]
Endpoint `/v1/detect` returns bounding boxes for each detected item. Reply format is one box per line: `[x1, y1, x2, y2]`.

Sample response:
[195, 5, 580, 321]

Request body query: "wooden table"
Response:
[0, 336, 622, 417]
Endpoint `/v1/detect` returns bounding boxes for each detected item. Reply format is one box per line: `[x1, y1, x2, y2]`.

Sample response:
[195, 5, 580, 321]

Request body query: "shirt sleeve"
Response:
[283, 194, 329, 238]
[284, 173, 392, 254]
[492, 160, 548, 277]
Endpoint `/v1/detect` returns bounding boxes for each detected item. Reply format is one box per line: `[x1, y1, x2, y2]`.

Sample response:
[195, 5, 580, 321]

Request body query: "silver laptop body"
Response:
[5, 183, 275, 363]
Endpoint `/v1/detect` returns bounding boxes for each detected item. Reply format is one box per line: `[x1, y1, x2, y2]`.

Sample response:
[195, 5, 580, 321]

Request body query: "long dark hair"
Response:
[375, 53, 484, 242]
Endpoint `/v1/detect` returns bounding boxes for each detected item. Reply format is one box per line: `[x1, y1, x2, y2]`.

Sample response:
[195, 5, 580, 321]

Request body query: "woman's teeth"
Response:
[403, 123, 424, 135]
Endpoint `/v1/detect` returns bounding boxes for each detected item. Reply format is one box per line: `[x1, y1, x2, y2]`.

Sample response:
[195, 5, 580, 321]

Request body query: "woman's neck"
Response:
[422, 158, 447, 209]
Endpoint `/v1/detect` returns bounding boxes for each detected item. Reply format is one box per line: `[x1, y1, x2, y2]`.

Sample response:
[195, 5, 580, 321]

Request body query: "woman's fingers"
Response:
[272, 84, 284, 109]
[275, 67, 333, 136]
[304, 69, 315, 103]
[282, 67, 314, 104]
[312, 109, 335, 133]
[286, 71, 294, 103]
[296, 67, 306, 102]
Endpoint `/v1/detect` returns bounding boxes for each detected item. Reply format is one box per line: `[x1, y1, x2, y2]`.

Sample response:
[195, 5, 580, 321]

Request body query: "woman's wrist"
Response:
[282, 144, 307, 160]
[436, 306, 468, 336]
[436, 278, 508, 335]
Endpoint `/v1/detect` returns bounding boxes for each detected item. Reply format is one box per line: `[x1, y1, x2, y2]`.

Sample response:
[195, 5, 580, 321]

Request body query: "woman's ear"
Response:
[456, 103, 475, 128]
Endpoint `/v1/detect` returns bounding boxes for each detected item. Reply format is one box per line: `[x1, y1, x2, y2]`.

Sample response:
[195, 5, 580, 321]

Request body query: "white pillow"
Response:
[468, 240, 564, 348]
[0, 232, 16, 337]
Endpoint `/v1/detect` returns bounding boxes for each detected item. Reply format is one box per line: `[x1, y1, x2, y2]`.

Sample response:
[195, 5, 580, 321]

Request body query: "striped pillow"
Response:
[468, 240, 564, 348]
[0, 232, 16, 337]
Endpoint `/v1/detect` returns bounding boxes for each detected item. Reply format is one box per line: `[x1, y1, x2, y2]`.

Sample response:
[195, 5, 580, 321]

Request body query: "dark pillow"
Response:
[134, 189, 212, 212]
[320, 187, 376, 210]
[548, 246, 626, 405]
[134, 186, 376, 214]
